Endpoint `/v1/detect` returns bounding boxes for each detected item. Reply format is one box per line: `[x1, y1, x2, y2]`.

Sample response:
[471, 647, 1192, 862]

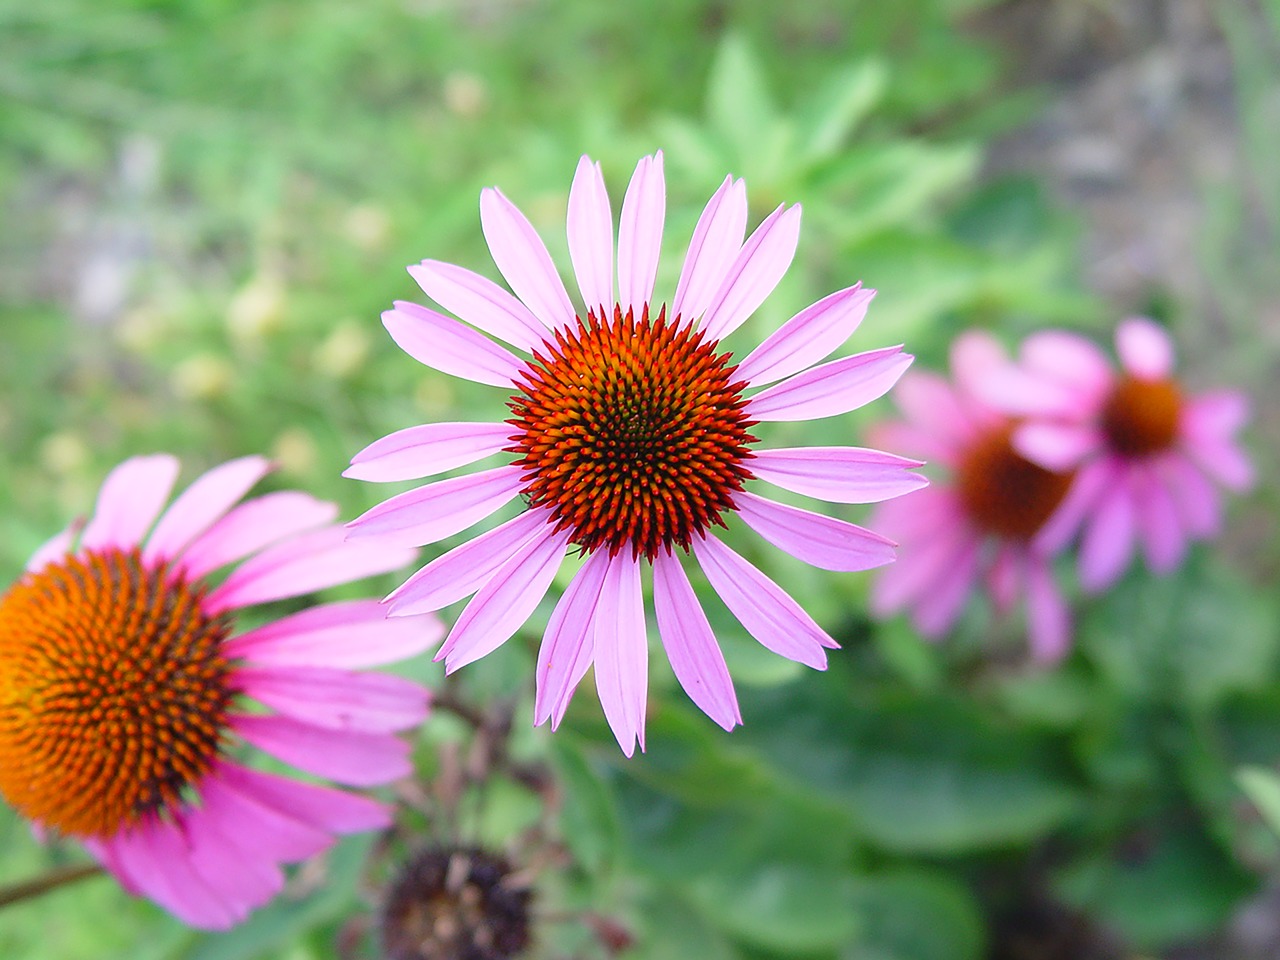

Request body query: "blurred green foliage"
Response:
[1, 1, 1276, 958]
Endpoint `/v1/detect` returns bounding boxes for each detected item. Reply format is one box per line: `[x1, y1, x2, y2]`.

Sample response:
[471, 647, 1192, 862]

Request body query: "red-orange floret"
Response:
[1100, 375, 1183, 457]
[956, 424, 1074, 540]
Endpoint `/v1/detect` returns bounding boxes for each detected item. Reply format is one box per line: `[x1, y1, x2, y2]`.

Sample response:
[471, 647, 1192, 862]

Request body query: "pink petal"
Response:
[1018, 330, 1114, 408]
[1182, 432, 1255, 493]
[386, 509, 548, 616]
[1033, 461, 1109, 554]
[1133, 463, 1187, 573]
[344, 422, 512, 483]
[215, 760, 391, 835]
[346, 464, 524, 547]
[734, 491, 896, 572]
[236, 665, 428, 733]
[226, 599, 443, 668]
[653, 550, 740, 731]
[480, 186, 575, 330]
[671, 175, 747, 325]
[979, 362, 1090, 419]
[910, 538, 981, 638]
[893, 370, 980, 447]
[182, 802, 284, 919]
[207, 526, 417, 611]
[701, 203, 802, 342]
[80, 454, 180, 552]
[746, 346, 912, 422]
[1079, 465, 1137, 592]
[407, 260, 545, 351]
[617, 152, 665, 317]
[950, 330, 1010, 401]
[749, 445, 926, 503]
[197, 766, 335, 861]
[869, 486, 960, 546]
[1024, 554, 1070, 663]
[735, 285, 875, 386]
[1115, 317, 1175, 379]
[867, 420, 959, 466]
[593, 554, 648, 756]
[107, 820, 238, 930]
[384, 301, 524, 388]
[143, 456, 271, 563]
[986, 543, 1023, 615]
[871, 519, 977, 616]
[534, 549, 610, 729]
[26, 524, 78, 573]
[437, 527, 571, 672]
[1183, 390, 1250, 440]
[179, 491, 337, 579]
[232, 713, 410, 786]
[1013, 421, 1101, 471]
[692, 534, 833, 669]
[1156, 454, 1221, 539]
[566, 156, 615, 316]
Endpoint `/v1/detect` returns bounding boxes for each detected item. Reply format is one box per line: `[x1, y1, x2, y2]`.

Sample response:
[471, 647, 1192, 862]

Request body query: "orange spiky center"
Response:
[0, 548, 234, 839]
[1101, 375, 1182, 457]
[506, 304, 757, 560]
[956, 423, 1074, 540]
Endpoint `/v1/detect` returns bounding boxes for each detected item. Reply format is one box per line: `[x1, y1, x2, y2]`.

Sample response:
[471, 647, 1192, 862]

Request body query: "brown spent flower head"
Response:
[0, 548, 233, 837]
[506, 304, 757, 560]
[380, 845, 533, 960]
[956, 424, 1074, 540]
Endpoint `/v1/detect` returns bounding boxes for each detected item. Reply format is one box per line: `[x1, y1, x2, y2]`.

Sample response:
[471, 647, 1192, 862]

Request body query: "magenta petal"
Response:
[986, 544, 1023, 615]
[1033, 461, 1109, 554]
[1133, 463, 1186, 573]
[910, 538, 981, 638]
[566, 156, 615, 316]
[692, 534, 833, 669]
[892, 370, 978, 448]
[593, 554, 648, 755]
[80, 454, 180, 552]
[232, 713, 410, 786]
[949, 330, 1009, 400]
[871, 520, 976, 616]
[346, 464, 524, 547]
[480, 186, 575, 330]
[701, 203, 802, 342]
[747, 346, 912, 422]
[1013, 422, 1100, 471]
[215, 760, 391, 835]
[197, 767, 334, 861]
[25, 524, 77, 573]
[734, 491, 896, 571]
[1156, 454, 1221, 539]
[1079, 465, 1137, 592]
[1019, 330, 1113, 404]
[437, 527, 571, 672]
[236, 665, 428, 733]
[535, 550, 610, 728]
[672, 175, 747, 325]
[1182, 432, 1255, 492]
[386, 509, 547, 616]
[180, 491, 338, 579]
[384, 301, 524, 388]
[1024, 555, 1070, 663]
[617, 152, 665, 316]
[344, 422, 512, 483]
[653, 550, 740, 731]
[226, 599, 443, 668]
[749, 445, 926, 503]
[735, 284, 874, 386]
[143, 456, 271, 563]
[183, 802, 284, 919]
[1183, 390, 1250, 440]
[407, 260, 545, 351]
[208, 526, 417, 611]
[109, 820, 239, 930]
[1116, 317, 1175, 379]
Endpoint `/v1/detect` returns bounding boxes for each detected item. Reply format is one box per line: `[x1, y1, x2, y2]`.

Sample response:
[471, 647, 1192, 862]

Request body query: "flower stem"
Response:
[0, 862, 103, 910]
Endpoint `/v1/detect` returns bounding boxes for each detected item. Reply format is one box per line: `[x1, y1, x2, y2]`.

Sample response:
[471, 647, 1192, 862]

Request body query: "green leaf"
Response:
[845, 869, 987, 960]
[796, 60, 888, 164]
[1238, 766, 1280, 837]
[706, 33, 778, 166]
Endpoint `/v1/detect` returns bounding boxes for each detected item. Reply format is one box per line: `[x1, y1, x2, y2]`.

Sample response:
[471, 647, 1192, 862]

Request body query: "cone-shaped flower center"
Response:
[0, 548, 233, 838]
[1101, 375, 1182, 457]
[507, 304, 757, 560]
[380, 845, 532, 960]
[956, 424, 1073, 540]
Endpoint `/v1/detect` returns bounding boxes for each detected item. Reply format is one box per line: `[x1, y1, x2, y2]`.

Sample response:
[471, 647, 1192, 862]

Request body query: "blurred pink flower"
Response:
[869, 332, 1076, 662]
[987, 317, 1253, 591]
[347, 152, 925, 754]
[0, 455, 442, 930]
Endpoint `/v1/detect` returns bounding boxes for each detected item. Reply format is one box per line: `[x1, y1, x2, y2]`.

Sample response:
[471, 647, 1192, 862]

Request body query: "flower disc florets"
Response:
[506, 304, 757, 560]
[0, 548, 232, 837]
[1100, 375, 1182, 457]
[956, 424, 1074, 540]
